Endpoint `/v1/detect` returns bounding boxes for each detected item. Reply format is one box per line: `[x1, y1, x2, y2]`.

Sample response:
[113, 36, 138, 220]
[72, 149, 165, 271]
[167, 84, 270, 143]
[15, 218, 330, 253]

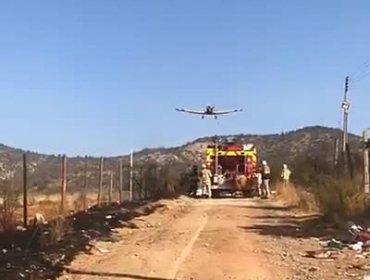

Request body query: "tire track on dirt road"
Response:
[167, 213, 208, 279]
[61, 199, 209, 280]
[175, 199, 289, 280]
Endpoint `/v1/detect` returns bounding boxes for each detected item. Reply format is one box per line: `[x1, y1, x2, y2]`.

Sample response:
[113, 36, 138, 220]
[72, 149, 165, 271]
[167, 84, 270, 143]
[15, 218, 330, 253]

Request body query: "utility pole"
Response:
[341, 76, 350, 153]
[364, 129, 370, 194]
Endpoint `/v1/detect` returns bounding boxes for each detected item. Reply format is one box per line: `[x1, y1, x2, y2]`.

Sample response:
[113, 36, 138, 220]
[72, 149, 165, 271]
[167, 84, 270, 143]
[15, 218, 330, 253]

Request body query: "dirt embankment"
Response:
[0, 197, 192, 280]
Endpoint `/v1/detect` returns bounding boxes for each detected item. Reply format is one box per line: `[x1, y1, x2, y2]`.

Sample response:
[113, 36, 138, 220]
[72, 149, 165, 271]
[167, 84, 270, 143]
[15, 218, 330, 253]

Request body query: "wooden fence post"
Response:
[109, 171, 113, 203]
[364, 130, 370, 194]
[98, 157, 104, 206]
[333, 138, 339, 166]
[83, 155, 88, 211]
[22, 153, 28, 228]
[346, 143, 354, 180]
[364, 149, 369, 194]
[119, 159, 123, 203]
[130, 150, 133, 201]
[60, 155, 67, 214]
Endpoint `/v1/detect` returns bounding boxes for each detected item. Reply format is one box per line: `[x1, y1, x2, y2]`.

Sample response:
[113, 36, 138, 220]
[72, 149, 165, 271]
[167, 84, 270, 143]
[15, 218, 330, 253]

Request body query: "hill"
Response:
[0, 126, 361, 193]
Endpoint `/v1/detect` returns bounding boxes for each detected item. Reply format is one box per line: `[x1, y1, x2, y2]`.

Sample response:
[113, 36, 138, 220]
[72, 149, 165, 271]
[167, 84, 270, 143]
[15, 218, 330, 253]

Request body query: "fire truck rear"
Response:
[205, 138, 258, 197]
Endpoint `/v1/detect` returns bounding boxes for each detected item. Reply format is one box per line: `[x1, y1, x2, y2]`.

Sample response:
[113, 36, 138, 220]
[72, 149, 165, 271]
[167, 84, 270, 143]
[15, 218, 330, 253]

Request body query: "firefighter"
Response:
[215, 164, 224, 185]
[281, 163, 291, 187]
[256, 169, 262, 197]
[188, 165, 199, 197]
[217, 164, 223, 175]
[201, 163, 212, 198]
[224, 169, 231, 180]
[261, 160, 271, 198]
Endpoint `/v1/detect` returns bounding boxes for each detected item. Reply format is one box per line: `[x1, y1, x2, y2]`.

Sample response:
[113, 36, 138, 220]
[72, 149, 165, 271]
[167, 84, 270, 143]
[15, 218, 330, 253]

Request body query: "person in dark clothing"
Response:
[188, 165, 199, 196]
[261, 160, 271, 198]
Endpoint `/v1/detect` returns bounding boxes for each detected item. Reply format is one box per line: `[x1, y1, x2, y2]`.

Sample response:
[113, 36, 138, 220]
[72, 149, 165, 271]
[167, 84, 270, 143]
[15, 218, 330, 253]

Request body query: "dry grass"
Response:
[0, 180, 21, 231]
[33, 200, 61, 219]
[276, 182, 318, 213]
[344, 193, 368, 217]
[276, 176, 369, 224]
[284, 150, 370, 224]
[314, 176, 368, 223]
[39, 216, 73, 247]
[13, 191, 103, 224]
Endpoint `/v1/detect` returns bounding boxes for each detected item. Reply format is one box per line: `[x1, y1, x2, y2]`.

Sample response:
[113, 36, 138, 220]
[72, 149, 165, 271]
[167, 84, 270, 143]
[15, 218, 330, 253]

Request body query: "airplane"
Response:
[175, 105, 242, 119]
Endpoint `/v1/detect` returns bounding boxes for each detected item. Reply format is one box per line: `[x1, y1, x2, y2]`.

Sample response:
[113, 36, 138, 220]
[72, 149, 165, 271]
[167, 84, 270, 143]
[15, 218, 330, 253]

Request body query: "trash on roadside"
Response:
[320, 238, 343, 250]
[94, 245, 109, 254]
[356, 232, 370, 243]
[16, 226, 27, 232]
[349, 242, 364, 252]
[305, 250, 338, 259]
[316, 223, 370, 255]
[348, 223, 364, 236]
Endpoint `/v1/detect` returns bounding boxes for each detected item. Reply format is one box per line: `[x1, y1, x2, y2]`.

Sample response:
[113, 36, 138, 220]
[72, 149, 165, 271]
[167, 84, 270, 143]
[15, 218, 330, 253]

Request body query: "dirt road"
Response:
[60, 198, 369, 280]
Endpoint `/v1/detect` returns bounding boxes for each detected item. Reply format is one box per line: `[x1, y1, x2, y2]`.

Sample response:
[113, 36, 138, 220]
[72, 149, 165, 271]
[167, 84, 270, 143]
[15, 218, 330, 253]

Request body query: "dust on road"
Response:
[59, 198, 368, 280]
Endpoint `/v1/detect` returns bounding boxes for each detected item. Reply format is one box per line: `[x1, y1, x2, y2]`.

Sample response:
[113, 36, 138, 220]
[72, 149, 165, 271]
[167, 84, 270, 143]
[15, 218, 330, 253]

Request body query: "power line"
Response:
[352, 59, 370, 79]
[354, 69, 370, 84]
[351, 59, 370, 84]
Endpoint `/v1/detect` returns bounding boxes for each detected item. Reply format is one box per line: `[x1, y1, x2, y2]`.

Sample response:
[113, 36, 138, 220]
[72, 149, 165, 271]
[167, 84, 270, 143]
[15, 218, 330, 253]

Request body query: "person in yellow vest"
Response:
[281, 163, 291, 187]
[201, 164, 212, 198]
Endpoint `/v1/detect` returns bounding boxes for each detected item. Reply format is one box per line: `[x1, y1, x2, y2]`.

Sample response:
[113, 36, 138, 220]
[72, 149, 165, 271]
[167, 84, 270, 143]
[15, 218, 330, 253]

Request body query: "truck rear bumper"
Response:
[211, 185, 235, 191]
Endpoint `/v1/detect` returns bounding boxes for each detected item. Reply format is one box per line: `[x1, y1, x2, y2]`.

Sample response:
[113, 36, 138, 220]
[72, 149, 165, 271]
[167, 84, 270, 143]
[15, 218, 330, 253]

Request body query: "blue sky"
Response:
[1, 0, 370, 156]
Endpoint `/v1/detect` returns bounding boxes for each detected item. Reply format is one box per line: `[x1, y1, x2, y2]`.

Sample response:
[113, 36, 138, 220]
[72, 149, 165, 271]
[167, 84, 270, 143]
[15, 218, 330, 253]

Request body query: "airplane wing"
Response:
[213, 109, 243, 115]
[175, 108, 205, 115]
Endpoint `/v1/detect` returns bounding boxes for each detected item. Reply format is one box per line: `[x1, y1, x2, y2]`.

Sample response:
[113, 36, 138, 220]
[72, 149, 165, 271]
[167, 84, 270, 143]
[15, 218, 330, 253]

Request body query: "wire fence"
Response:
[0, 153, 191, 231]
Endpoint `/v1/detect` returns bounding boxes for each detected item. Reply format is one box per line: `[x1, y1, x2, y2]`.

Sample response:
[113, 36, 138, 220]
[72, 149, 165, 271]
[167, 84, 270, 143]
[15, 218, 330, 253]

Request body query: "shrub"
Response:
[0, 179, 21, 231]
[276, 182, 318, 212]
[40, 216, 72, 247]
[284, 151, 368, 222]
[313, 175, 366, 223]
[134, 160, 190, 200]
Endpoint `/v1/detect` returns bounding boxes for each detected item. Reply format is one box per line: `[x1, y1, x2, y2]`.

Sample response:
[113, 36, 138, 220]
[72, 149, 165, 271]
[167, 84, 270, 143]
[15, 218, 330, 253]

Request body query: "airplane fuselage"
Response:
[205, 106, 215, 114]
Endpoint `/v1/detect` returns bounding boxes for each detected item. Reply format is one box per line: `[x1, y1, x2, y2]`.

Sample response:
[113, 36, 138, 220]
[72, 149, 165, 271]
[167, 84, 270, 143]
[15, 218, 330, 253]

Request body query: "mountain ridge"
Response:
[0, 125, 360, 158]
[0, 125, 361, 193]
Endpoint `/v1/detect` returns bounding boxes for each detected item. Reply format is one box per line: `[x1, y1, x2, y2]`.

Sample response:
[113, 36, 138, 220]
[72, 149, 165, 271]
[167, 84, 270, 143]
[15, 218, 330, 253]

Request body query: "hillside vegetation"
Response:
[0, 126, 362, 195]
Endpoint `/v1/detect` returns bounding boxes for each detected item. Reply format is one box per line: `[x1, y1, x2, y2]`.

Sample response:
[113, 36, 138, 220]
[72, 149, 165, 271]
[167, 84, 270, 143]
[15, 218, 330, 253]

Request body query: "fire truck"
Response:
[204, 137, 258, 197]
